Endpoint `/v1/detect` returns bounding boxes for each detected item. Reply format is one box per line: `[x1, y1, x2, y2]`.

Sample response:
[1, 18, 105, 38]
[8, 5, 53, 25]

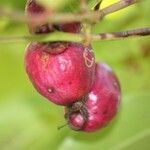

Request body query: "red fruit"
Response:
[65, 63, 121, 132]
[25, 0, 81, 34]
[56, 22, 81, 33]
[26, 0, 44, 14]
[25, 42, 95, 105]
[25, 0, 54, 34]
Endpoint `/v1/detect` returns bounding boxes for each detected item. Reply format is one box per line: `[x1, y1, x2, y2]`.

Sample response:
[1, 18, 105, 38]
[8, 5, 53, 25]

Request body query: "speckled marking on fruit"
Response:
[41, 52, 49, 70]
[83, 47, 95, 68]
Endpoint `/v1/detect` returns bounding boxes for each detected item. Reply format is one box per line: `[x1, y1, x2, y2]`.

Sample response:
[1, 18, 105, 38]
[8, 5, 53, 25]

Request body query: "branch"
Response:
[0, 0, 139, 24]
[0, 28, 149, 43]
[92, 27, 150, 41]
[99, 0, 139, 19]
[0, 32, 82, 43]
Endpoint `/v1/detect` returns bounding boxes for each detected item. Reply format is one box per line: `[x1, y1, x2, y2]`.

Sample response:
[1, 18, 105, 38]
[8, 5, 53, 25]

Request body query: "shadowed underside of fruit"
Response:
[25, 42, 95, 105]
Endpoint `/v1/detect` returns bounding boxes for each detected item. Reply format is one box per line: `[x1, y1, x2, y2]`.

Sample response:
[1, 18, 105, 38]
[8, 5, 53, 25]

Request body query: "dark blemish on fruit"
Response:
[93, 111, 98, 115]
[103, 109, 108, 115]
[60, 83, 64, 86]
[69, 81, 72, 85]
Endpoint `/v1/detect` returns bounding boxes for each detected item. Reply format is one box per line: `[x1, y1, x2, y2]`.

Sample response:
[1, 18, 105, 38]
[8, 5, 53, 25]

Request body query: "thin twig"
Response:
[0, 28, 149, 43]
[92, 27, 150, 41]
[0, 32, 82, 43]
[0, 0, 139, 24]
[100, 0, 139, 18]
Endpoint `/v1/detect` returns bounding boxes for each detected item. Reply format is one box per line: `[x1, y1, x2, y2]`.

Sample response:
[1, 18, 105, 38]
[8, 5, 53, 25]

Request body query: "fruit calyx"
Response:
[65, 98, 88, 131]
[39, 42, 69, 54]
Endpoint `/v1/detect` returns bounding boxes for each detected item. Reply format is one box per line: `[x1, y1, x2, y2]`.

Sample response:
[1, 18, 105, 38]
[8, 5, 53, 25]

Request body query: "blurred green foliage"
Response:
[0, 0, 150, 150]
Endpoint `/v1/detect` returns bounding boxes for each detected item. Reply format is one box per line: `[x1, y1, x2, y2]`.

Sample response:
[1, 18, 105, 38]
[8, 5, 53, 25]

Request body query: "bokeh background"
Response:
[0, 0, 150, 150]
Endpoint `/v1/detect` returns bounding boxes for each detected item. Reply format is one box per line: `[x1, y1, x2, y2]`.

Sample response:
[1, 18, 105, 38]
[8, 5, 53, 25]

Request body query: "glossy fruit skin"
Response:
[25, 42, 95, 106]
[66, 63, 121, 132]
[25, 0, 81, 34]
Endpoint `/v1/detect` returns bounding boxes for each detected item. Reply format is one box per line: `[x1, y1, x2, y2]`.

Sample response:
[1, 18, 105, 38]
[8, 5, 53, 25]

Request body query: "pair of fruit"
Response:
[25, 0, 121, 132]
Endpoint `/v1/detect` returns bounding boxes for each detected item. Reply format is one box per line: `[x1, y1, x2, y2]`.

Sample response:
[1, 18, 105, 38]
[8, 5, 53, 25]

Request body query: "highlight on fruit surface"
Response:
[25, 42, 95, 106]
[65, 63, 121, 132]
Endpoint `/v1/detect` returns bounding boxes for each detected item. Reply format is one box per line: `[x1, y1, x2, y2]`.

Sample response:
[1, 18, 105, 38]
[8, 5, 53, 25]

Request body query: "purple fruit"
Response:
[56, 22, 81, 33]
[25, 0, 81, 34]
[25, 42, 95, 105]
[65, 63, 121, 132]
[25, 0, 54, 34]
[26, 0, 44, 14]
